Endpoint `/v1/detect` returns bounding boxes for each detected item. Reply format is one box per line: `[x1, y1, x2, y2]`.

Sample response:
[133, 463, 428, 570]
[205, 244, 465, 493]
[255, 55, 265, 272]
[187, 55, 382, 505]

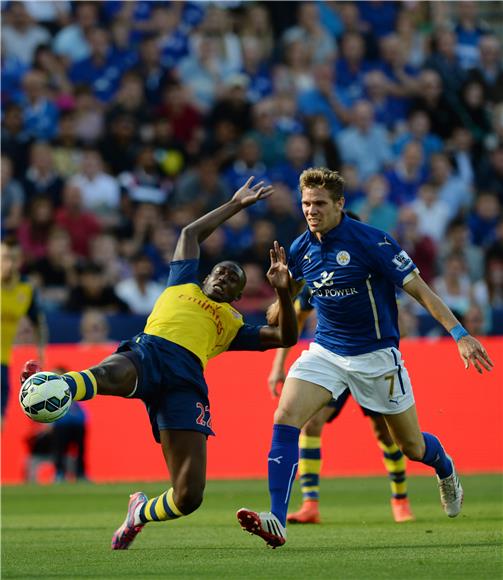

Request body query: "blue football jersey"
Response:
[288, 214, 418, 356]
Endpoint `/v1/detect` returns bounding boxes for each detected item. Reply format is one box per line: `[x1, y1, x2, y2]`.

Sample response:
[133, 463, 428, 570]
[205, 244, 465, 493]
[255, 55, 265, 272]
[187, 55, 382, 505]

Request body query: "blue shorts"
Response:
[326, 388, 381, 422]
[116, 333, 214, 442]
[1, 364, 9, 418]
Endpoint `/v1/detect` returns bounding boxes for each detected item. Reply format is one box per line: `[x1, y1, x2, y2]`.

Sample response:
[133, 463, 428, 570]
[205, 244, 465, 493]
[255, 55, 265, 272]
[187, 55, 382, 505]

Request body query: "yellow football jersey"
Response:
[144, 282, 244, 368]
[1, 278, 37, 365]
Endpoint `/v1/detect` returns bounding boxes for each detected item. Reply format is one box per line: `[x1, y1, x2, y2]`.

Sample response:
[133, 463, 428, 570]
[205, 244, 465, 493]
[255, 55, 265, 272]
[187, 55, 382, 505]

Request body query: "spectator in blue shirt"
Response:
[468, 193, 500, 248]
[297, 62, 352, 138]
[454, 1, 491, 70]
[270, 134, 312, 193]
[337, 100, 392, 181]
[19, 70, 59, 141]
[69, 28, 126, 102]
[392, 110, 444, 161]
[363, 70, 408, 132]
[357, 0, 399, 39]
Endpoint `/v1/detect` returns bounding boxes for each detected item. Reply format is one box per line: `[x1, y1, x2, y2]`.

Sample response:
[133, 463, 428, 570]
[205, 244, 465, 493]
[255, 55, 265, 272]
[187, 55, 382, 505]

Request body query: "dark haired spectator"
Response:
[106, 71, 151, 127]
[425, 27, 466, 99]
[133, 35, 174, 106]
[461, 302, 487, 336]
[238, 262, 276, 321]
[55, 182, 101, 258]
[19, 70, 59, 140]
[473, 250, 503, 310]
[476, 146, 503, 205]
[307, 115, 341, 171]
[23, 141, 64, 207]
[51, 111, 83, 178]
[115, 254, 163, 315]
[18, 196, 55, 264]
[157, 82, 202, 156]
[448, 127, 476, 188]
[458, 80, 491, 149]
[52, 1, 98, 63]
[467, 35, 503, 105]
[27, 227, 76, 310]
[2, 1, 51, 65]
[1, 103, 33, 179]
[410, 69, 461, 140]
[1, 154, 25, 235]
[32, 44, 73, 104]
[198, 228, 226, 275]
[335, 32, 373, 101]
[337, 100, 392, 181]
[144, 224, 177, 282]
[65, 262, 129, 314]
[89, 233, 130, 286]
[118, 145, 172, 206]
[264, 182, 301, 248]
[206, 74, 253, 138]
[239, 219, 276, 272]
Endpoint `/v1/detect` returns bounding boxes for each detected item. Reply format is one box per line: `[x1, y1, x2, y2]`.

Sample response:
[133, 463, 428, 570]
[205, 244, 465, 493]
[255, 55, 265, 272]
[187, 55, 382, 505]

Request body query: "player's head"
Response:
[299, 167, 345, 237]
[202, 261, 247, 303]
[1, 239, 23, 282]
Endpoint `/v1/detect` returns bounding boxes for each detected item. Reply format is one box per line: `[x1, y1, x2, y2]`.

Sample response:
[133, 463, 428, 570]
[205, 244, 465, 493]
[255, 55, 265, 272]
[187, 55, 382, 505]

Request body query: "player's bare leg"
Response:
[384, 405, 463, 517]
[112, 430, 207, 550]
[288, 406, 334, 524]
[369, 415, 414, 523]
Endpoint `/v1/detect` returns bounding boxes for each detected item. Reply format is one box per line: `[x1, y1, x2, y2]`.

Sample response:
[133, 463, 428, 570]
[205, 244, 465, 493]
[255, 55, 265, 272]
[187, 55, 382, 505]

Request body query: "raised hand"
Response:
[231, 176, 273, 208]
[457, 335, 494, 374]
[266, 241, 290, 290]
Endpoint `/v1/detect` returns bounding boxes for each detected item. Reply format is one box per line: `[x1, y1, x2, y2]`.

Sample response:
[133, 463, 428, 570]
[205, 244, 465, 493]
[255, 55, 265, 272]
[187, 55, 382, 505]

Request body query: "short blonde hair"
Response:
[299, 167, 345, 201]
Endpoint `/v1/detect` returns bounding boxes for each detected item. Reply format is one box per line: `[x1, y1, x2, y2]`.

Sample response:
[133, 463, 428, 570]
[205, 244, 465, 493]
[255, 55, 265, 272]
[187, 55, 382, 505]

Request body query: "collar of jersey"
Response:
[308, 212, 348, 244]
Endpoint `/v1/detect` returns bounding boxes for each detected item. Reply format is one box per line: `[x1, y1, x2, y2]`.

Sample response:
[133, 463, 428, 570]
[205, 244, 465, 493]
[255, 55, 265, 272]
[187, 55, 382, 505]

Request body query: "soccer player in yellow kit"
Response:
[1, 240, 46, 419]
[20, 178, 298, 550]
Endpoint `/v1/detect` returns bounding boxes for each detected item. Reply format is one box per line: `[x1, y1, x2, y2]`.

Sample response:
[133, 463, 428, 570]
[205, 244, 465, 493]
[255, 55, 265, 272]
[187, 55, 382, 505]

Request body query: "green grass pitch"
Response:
[2, 475, 502, 579]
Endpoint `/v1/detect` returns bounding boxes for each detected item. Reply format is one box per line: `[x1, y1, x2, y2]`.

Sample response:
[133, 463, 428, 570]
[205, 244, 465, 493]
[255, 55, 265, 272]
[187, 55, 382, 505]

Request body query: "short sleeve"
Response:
[288, 239, 302, 281]
[296, 285, 314, 312]
[167, 259, 199, 287]
[227, 324, 268, 351]
[365, 232, 418, 287]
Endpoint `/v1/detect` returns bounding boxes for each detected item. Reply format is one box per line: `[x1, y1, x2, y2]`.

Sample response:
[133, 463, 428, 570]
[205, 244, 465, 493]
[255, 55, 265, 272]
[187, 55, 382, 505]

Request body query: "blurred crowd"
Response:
[2, 0, 503, 338]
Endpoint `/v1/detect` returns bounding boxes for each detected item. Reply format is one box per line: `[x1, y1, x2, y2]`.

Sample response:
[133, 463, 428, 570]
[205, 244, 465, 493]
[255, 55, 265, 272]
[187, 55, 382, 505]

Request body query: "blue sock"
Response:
[268, 424, 300, 527]
[421, 432, 453, 479]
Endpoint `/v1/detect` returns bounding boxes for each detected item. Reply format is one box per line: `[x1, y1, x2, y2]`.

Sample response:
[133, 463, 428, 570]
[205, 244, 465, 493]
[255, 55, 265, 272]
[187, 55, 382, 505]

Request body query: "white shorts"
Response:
[287, 342, 415, 415]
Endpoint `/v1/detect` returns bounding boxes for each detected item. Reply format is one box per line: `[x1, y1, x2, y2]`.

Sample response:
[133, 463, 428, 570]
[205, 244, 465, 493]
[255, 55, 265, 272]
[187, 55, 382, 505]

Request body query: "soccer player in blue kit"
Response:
[237, 167, 494, 548]
[20, 178, 298, 550]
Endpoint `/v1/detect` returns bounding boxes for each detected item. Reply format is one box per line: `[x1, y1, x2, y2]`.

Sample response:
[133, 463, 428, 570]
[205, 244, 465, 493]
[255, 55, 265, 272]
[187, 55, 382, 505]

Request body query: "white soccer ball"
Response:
[19, 372, 72, 423]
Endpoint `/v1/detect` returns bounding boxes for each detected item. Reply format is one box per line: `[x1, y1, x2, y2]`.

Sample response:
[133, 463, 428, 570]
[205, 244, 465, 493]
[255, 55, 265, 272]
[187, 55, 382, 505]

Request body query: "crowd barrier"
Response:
[2, 338, 502, 484]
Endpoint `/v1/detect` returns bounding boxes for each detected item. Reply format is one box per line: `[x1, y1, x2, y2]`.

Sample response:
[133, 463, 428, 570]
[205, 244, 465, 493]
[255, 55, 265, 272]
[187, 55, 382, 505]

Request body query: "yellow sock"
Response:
[378, 441, 408, 499]
[299, 435, 322, 502]
[62, 370, 97, 401]
[139, 488, 184, 522]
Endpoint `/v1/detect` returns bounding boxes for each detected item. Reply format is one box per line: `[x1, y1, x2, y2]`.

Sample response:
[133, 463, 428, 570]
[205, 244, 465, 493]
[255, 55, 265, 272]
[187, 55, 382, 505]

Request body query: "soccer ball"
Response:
[19, 372, 72, 423]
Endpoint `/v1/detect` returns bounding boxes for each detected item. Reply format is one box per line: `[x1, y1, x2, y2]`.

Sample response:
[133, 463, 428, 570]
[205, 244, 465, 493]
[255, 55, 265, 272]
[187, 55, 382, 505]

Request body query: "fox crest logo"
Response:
[336, 250, 351, 266]
[313, 270, 335, 289]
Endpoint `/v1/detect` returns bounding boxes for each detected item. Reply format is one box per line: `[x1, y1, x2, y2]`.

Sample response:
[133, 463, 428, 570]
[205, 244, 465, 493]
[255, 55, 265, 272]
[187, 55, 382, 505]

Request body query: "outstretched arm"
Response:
[403, 274, 493, 374]
[172, 177, 273, 261]
[258, 242, 298, 349]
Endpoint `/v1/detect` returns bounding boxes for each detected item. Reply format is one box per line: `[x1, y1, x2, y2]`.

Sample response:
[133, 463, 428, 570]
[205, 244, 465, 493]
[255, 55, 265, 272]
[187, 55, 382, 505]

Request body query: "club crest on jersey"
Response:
[336, 251, 351, 266]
